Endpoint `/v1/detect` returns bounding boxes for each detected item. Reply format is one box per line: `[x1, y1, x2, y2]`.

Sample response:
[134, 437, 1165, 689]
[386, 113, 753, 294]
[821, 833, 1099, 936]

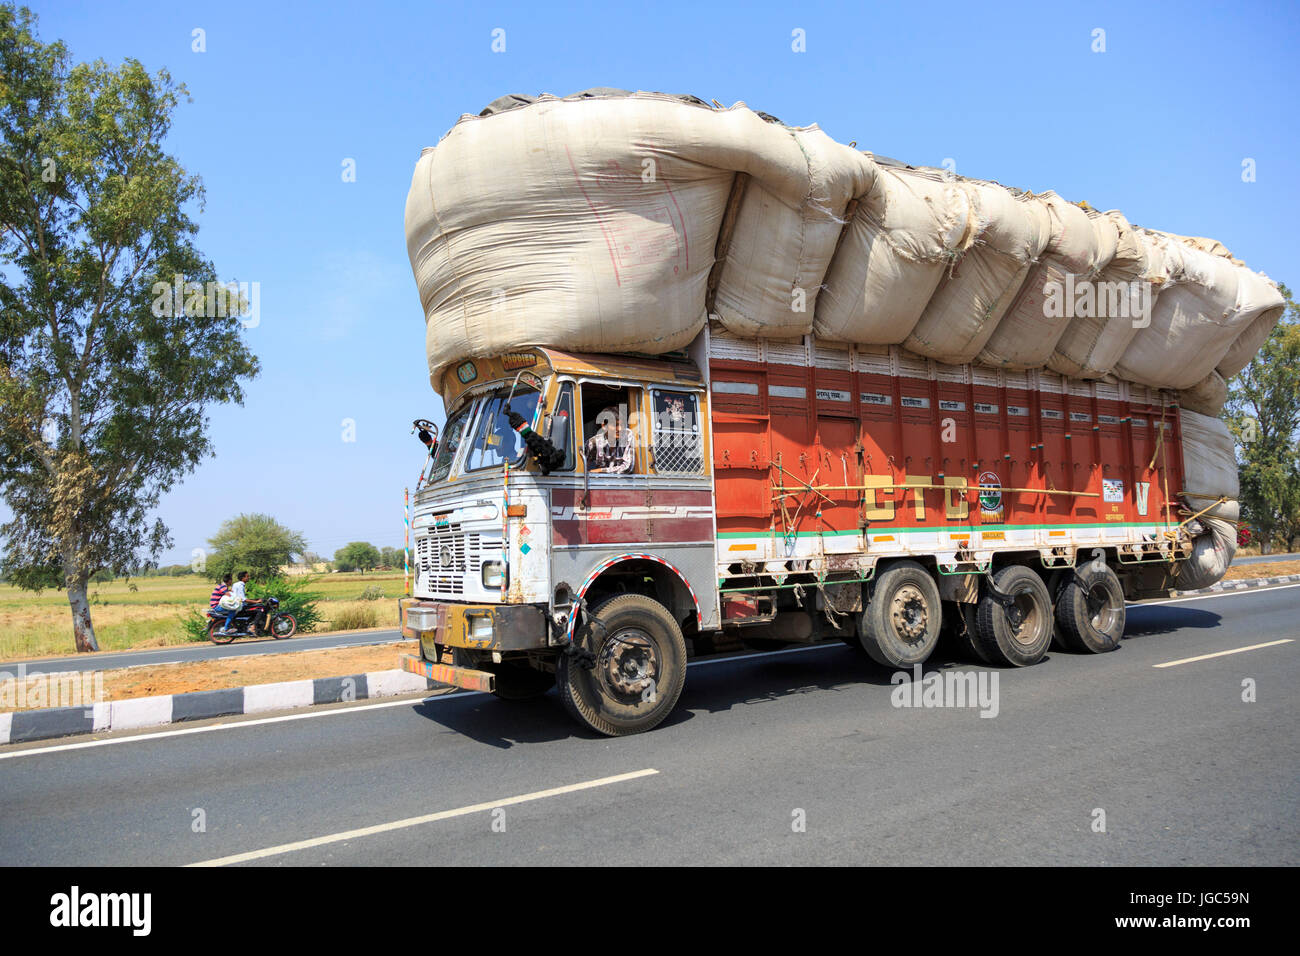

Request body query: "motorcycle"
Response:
[206, 597, 297, 645]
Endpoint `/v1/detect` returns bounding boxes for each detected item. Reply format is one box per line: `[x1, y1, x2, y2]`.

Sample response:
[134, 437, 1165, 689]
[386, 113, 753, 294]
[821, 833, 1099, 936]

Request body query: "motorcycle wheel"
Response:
[270, 614, 297, 639]
[207, 618, 235, 645]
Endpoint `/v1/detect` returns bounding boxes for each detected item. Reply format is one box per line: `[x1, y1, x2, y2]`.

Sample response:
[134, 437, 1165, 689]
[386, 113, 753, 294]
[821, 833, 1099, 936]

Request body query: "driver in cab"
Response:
[585, 406, 637, 474]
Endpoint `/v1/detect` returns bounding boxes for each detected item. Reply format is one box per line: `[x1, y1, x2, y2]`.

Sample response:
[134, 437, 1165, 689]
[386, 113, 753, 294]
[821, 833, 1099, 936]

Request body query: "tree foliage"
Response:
[0, 5, 258, 650]
[334, 541, 380, 573]
[1224, 282, 1300, 552]
[206, 513, 307, 581]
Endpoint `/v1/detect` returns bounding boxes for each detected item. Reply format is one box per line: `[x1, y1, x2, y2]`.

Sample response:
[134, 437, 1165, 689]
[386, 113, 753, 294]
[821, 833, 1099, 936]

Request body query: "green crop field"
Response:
[0, 572, 410, 662]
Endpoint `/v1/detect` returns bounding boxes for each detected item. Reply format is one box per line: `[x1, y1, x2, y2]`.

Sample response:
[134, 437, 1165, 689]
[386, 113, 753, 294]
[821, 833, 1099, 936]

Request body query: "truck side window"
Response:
[650, 390, 703, 474]
[580, 383, 640, 475]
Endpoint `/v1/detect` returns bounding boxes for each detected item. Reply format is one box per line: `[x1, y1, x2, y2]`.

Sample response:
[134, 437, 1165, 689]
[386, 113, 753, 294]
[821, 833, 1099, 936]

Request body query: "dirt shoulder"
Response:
[1, 640, 421, 713]
[1223, 559, 1300, 580]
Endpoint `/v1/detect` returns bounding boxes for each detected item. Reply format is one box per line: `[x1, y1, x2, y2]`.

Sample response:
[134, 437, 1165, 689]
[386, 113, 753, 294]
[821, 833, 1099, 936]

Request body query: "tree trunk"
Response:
[67, 575, 99, 653]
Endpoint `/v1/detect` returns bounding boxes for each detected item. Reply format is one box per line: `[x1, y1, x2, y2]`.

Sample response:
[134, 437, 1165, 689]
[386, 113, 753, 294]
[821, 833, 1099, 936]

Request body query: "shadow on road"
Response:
[406, 641, 1005, 746]
[1122, 606, 1222, 639]
[405, 608, 1226, 748]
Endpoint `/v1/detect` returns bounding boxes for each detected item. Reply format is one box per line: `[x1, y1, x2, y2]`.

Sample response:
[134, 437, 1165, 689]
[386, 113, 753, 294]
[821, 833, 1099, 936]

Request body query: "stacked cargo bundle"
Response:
[404, 90, 1284, 589]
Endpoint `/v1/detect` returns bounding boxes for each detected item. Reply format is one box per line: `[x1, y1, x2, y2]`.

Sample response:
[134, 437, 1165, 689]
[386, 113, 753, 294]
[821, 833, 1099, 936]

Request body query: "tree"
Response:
[206, 514, 306, 582]
[1224, 283, 1300, 553]
[380, 545, 404, 569]
[0, 6, 258, 651]
[335, 541, 380, 573]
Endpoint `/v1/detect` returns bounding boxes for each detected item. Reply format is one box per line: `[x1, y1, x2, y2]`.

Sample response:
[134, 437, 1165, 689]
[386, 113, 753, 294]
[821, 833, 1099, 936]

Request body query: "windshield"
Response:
[464, 388, 541, 472]
[427, 400, 476, 484]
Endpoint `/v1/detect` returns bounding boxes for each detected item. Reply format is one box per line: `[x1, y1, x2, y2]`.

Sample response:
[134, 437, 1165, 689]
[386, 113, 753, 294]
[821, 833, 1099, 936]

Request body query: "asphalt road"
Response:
[2, 584, 1297, 866]
[2, 628, 404, 676]
[1233, 551, 1300, 566]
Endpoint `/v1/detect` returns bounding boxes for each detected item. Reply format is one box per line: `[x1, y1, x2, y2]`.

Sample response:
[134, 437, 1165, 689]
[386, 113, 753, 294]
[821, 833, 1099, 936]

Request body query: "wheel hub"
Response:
[1009, 590, 1040, 645]
[598, 628, 659, 700]
[890, 585, 928, 642]
[1086, 583, 1116, 631]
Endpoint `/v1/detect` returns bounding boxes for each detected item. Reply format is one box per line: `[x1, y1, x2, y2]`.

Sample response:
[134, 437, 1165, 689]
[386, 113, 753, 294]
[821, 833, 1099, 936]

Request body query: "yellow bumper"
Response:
[398, 598, 547, 651]
[399, 653, 496, 694]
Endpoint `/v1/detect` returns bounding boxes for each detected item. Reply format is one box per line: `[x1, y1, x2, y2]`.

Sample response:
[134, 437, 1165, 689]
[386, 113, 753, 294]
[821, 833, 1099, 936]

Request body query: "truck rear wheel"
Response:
[557, 593, 686, 736]
[1055, 563, 1126, 653]
[974, 565, 1052, 667]
[858, 561, 941, 668]
[955, 601, 995, 665]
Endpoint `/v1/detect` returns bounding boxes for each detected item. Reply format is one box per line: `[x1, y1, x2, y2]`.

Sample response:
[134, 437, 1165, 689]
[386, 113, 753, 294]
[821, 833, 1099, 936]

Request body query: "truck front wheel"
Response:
[858, 561, 942, 668]
[558, 593, 687, 736]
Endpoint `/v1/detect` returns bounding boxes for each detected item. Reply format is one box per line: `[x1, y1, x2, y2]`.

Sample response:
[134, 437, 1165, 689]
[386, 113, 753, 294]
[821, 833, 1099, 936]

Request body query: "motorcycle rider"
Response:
[221, 571, 249, 635]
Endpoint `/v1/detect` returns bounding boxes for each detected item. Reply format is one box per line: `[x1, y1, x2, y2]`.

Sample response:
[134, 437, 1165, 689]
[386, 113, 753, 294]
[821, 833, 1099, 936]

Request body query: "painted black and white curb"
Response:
[0, 670, 437, 747]
[1170, 572, 1300, 598]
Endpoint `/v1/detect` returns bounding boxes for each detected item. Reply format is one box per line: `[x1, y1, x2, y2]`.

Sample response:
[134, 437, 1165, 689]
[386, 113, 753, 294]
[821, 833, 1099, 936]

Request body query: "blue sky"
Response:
[15, 0, 1300, 566]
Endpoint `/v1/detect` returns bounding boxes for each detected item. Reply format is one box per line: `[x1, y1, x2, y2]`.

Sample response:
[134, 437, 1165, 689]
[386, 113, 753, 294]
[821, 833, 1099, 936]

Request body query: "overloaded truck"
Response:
[397, 91, 1282, 736]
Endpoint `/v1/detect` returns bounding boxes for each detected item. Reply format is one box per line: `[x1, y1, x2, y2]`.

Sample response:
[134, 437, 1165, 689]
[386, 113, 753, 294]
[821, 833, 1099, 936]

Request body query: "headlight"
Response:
[467, 613, 495, 642]
[481, 561, 505, 588]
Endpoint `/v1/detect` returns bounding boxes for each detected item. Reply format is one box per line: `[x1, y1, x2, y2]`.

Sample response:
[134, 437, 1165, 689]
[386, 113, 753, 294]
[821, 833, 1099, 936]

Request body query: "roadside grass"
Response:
[0, 573, 407, 661]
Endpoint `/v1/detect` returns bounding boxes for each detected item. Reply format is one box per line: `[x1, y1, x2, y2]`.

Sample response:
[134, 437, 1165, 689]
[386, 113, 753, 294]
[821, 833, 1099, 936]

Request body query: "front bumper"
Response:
[399, 598, 549, 651]
[399, 654, 496, 694]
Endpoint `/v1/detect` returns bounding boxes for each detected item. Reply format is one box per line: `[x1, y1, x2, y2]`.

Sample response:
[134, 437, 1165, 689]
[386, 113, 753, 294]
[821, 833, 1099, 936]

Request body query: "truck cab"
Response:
[399, 346, 717, 735]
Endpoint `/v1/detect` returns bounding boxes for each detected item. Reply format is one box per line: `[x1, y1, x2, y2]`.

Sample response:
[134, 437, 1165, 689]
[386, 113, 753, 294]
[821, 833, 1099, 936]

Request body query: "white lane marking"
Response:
[5, 584, 1298, 759]
[1153, 639, 1293, 669]
[1129, 582, 1300, 607]
[185, 768, 660, 867]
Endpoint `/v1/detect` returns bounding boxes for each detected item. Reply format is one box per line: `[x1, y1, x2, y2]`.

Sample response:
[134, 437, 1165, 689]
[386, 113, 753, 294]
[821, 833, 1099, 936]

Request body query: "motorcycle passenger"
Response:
[221, 571, 249, 635]
[209, 573, 232, 611]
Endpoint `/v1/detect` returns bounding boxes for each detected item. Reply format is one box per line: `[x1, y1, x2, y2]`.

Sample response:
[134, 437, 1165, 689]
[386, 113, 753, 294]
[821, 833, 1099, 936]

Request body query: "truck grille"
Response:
[416, 526, 498, 597]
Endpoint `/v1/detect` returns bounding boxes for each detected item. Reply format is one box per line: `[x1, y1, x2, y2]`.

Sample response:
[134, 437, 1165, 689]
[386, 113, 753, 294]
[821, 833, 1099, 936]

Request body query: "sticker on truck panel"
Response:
[1103, 479, 1124, 503]
[978, 471, 1003, 517]
[501, 352, 539, 370]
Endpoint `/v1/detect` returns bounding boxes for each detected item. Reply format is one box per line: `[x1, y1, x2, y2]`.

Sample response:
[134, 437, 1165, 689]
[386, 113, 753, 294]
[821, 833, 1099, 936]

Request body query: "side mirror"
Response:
[547, 415, 570, 456]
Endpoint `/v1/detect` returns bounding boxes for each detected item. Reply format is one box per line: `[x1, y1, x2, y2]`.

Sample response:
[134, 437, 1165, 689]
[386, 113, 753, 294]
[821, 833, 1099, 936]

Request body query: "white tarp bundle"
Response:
[1175, 410, 1240, 590]
[1048, 212, 1152, 378]
[903, 181, 1052, 363]
[814, 167, 977, 343]
[977, 195, 1120, 370]
[407, 91, 1282, 390]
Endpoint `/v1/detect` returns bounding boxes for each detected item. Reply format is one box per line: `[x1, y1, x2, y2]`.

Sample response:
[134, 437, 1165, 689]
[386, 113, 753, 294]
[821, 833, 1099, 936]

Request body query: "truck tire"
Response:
[858, 561, 941, 668]
[1055, 562, 1126, 653]
[974, 565, 1053, 667]
[956, 601, 995, 665]
[488, 663, 556, 700]
[1046, 570, 1072, 652]
[557, 593, 687, 736]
